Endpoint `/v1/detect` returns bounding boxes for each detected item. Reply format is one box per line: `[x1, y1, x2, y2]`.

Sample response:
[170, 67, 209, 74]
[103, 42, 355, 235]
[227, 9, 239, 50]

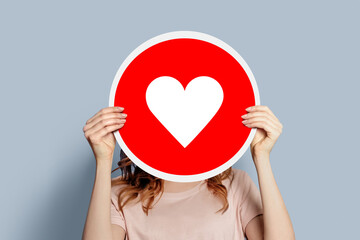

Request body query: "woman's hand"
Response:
[241, 105, 283, 159]
[83, 106, 127, 162]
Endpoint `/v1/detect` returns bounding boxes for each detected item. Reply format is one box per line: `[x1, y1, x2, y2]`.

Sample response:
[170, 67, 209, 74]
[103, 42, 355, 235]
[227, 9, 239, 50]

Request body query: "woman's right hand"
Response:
[83, 106, 127, 162]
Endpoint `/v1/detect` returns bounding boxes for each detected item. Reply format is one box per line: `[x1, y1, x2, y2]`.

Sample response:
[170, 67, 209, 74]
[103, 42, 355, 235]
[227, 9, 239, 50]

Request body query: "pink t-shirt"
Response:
[110, 168, 263, 240]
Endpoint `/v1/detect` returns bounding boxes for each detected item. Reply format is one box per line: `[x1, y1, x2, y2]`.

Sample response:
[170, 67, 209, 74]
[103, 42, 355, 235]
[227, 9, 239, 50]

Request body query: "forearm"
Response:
[254, 154, 295, 240]
[82, 159, 113, 240]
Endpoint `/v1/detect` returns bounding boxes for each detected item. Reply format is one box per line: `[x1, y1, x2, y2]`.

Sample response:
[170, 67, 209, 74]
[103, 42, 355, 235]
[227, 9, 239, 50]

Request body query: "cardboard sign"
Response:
[109, 31, 260, 182]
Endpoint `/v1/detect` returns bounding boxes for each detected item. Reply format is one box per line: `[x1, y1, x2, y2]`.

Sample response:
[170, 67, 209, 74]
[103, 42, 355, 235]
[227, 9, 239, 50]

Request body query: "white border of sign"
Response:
[109, 31, 260, 182]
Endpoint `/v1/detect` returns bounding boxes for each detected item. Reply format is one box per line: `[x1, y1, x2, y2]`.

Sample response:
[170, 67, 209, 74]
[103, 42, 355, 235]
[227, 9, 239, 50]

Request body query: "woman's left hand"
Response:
[242, 105, 283, 158]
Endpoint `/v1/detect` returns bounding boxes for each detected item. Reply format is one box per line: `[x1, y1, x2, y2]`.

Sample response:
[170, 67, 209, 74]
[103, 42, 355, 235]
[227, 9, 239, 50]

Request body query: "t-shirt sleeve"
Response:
[237, 170, 263, 233]
[110, 186, 126, 231]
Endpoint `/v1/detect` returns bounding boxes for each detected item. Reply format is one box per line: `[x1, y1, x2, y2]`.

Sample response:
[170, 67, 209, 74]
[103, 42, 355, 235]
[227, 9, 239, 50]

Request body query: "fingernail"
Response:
[246, 107, 253, 111]
[122, 113, 127, 117]
[241, 114, 247, 118]
[117, 107, 124, 110]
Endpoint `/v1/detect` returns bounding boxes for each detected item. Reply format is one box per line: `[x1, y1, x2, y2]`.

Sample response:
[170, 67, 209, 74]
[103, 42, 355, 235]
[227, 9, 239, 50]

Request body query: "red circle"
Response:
[114, 38, 254, 175]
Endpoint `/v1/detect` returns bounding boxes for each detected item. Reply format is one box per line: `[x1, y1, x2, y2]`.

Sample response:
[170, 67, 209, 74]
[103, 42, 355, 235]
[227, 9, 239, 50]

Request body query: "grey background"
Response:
[1, 0, 359, 239]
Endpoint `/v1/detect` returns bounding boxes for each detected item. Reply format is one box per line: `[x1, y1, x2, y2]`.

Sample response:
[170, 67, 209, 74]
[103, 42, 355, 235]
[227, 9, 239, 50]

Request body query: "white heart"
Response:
[146, 76, 224, 148]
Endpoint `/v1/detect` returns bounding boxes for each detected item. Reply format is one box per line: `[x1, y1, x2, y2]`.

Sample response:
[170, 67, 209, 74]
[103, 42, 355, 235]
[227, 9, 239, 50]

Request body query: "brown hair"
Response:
[111, 150, 235, 216]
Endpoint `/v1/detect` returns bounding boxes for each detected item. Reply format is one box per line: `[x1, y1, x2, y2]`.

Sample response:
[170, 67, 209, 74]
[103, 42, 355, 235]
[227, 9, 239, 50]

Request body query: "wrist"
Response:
[252, 153, 270, 167]
[95, 157, 113, 168]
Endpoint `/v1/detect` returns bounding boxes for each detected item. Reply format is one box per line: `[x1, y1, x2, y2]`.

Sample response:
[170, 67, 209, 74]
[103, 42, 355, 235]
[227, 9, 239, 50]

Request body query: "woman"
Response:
[82, 105, 295, 240]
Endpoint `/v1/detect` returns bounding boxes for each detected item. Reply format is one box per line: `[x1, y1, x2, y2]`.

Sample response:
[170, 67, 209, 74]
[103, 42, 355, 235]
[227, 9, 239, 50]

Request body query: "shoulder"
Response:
[110, 175, 127, 207]
[231, 168, 247, 177]
[231, 168, 252, 187]
[227, 168, 256, 203]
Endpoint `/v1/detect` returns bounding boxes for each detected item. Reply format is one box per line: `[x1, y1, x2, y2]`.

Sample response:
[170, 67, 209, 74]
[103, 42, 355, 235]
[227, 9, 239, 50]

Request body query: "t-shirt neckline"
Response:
[159, 180, 206, 199]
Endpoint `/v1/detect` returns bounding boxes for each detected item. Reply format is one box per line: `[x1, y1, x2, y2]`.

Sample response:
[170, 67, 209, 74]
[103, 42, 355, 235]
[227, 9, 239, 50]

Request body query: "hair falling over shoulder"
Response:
[111, 150, 235, 216]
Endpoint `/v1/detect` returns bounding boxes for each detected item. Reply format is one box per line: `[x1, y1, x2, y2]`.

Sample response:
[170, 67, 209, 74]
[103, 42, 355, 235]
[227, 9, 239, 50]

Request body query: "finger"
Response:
[246, 105, 283, 129]
[242, 111, 282, 129]
[92, 123, 125, 139]
[86, 107, 124, 125]
[246, 105, 279, 122]
[85, 117, 126, 137]
[242, 116, 279, 130]
[244, 120, 281, 140]
[84, 112, 127, 132]
[86, 107, 125, 124]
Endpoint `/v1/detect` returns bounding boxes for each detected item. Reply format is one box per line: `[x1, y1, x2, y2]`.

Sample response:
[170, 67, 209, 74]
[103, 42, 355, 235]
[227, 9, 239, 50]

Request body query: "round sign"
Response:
[109, 31, 260, 182]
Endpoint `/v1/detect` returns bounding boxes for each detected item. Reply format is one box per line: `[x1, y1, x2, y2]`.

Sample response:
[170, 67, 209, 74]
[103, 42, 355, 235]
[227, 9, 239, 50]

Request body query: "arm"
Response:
[82, 107, 127, 240]
[246, 155, 295, 240]
[82, 160, 126, 239]
[82, 160, 116, 240]
[241, 105, 295, 240]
